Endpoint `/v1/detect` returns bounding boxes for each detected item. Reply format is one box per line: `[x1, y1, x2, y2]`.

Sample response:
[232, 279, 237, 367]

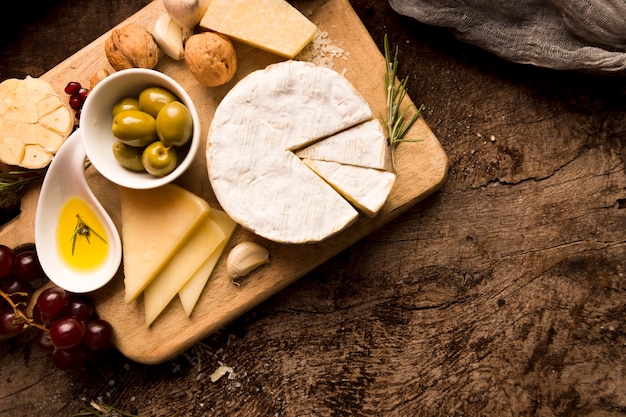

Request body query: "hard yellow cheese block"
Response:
[144, 215, 225, 326]
[178, 208, 238, 317]
[199, 0, 317, 59]
[119, 184, 210, 303]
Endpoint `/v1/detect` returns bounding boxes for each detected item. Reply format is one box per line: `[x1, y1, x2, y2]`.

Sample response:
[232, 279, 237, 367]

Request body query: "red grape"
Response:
[83, 319, 113, 350]
[49, 317, 85, 349]
[0, 276, 32, 305]
[36, 287, 70, 319]
[35, 329, 54, 352]
[14, 249, 46, 282]
[0, 310, 25, 339]
[65, 296, 95, 322]
[64, 81, 81, 95]
[52, 345, 86, 370]
[0, 245, 15, 278]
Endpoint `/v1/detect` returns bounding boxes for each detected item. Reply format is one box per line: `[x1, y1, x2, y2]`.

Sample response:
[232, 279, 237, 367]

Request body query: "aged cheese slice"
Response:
[120, 184, 210, 303]
[143, 216, 225, 326]
[303, 159, 396, 217]
[295, 119, 389, 170]
[178, 208, 238, 318]
[208, 60, 374, 243]
[199, 0, 317, 59]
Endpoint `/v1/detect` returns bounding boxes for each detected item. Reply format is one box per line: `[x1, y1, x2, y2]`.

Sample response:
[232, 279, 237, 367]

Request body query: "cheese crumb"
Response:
[296, 29, 346, 69]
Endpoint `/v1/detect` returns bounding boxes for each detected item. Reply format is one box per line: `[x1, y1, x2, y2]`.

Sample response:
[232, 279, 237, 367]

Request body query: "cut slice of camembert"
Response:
[295, 119, 389, 170]
[207, 60, 375, 244]
[199, 0, 317, 59]
[303, 159, 396, 218]
[119, 184, 210, 303]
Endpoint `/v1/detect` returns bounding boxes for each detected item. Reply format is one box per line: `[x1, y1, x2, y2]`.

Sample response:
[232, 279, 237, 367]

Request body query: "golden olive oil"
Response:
[56, 196, 108, 270]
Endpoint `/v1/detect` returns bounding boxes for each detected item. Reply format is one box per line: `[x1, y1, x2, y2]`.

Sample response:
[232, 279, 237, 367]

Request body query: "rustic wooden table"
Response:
[1, 1, 625, 416]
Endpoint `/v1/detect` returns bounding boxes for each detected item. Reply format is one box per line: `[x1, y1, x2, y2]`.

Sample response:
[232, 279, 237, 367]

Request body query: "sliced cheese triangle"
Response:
[199, 0, 317, 59]
[178, 208, 238, 318]
[120, 184, 210, 303]
[144, 215, 225, 326]
[303, 159, 396, 218]
[296, 119, 389, 170]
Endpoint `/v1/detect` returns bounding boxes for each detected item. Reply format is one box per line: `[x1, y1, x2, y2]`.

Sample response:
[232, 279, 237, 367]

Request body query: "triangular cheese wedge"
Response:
[178, 208, 238, 317]
[296, 119, 389, 170]
[199, 0, 317, 59]
[120, 184, 210, 303]
[303, 159, 396, 218]
[144, 215, 225, 326]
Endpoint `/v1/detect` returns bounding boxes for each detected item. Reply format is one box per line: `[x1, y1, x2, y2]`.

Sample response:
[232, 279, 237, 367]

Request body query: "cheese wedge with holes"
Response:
[303, 159, 396, 217]
[143, 216, 225, 326]
[179, 208, 238, 318]
[199, 0, 317, 59]
[296, 119, 389, 170]
[120, 184, 210, 303]
[207, 60, 374, 243]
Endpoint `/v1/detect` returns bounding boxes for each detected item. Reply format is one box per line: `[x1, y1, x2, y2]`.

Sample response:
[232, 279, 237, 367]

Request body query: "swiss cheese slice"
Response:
[199, 0, 317, 59]
[207, 60, 374, 243]
[119, 184, 210, 303]
[178, 208, 238, 318]
[303, 159, 397, 218]
[296, 119, 389, 170]
[143, 216, 225, 326]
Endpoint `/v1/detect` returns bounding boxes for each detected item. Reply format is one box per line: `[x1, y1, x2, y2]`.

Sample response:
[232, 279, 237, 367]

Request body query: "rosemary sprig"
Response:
[383, 34, 424, 170]
[0, 167, 48, 208]
[71, 214, 107, 255]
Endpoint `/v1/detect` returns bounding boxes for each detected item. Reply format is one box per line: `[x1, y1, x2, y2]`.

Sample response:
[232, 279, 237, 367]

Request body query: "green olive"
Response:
[112, 140, 145, 172]
[142, 141, 177, 177]
[111, 110, 157, 147]
[112, 97, 140, 117]
[138, 87, 178, 118]
[156, 101, 193, 147]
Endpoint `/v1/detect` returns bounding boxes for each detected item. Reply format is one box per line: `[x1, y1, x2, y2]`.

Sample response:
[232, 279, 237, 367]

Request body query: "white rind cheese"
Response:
[199, 0, 317, 59]
[303, 159, 396, 218]
[207, 60, 374, 244]
[296, 119, 389, 170]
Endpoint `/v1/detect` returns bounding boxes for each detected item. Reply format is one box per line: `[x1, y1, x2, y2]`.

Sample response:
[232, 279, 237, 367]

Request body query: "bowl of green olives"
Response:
[80, 68, 200, 189]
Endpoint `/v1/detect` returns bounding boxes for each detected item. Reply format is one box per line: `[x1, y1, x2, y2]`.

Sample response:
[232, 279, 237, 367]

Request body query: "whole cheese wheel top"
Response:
[207, 60, 374, 244]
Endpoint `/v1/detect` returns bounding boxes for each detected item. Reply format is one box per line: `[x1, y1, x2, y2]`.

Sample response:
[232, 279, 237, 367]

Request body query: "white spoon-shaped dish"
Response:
[35, 130, 122, 293]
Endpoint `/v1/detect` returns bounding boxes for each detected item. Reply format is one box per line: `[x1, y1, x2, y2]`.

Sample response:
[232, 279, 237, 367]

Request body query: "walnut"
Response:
[104, 23, 161, 71]
[184, 32, 237, 87]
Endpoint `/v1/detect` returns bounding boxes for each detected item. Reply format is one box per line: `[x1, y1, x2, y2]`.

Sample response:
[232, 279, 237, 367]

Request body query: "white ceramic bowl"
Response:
[81, 68, 200, 189]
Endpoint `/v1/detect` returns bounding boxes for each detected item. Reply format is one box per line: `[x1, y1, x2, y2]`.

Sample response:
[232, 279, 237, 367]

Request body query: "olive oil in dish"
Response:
[56, 196, 109, 271]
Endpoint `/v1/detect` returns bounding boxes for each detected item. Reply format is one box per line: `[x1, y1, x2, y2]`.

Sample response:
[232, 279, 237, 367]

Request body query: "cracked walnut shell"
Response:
[105, 23, 161, 71]
[184, 32, 237, 87]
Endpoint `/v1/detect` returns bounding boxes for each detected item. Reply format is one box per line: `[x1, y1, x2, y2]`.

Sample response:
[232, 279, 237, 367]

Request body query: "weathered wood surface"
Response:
[1, 0, 625, 416]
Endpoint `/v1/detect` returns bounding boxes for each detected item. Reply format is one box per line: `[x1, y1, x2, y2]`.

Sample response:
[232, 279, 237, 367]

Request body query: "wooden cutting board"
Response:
[0, 0, 448, 364]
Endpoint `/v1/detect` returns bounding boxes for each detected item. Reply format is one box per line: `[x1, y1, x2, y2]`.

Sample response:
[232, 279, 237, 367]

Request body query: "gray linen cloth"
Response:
[389, 0, 626, 73]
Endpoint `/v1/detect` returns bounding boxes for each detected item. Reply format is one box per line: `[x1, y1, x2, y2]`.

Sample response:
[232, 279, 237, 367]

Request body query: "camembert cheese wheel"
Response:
[207, 60, 387, 244]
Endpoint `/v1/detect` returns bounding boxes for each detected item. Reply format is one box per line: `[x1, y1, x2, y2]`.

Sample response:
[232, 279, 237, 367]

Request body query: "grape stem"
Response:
[0, 289, 49, 332]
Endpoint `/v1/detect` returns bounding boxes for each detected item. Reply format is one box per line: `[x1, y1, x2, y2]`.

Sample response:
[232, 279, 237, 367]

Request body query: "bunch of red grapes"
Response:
[0, 243, 114, 371]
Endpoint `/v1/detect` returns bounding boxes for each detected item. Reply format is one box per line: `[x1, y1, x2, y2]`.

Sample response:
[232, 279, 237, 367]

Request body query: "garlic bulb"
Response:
[226, 242, 270, 280]
[162, 0, 211, 42]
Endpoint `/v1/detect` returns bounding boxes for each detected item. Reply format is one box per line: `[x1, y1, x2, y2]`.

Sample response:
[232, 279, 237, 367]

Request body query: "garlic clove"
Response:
[162, 0, 211, 42]
[226, 242, 270, 279]
[152, 13, 185, 60]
